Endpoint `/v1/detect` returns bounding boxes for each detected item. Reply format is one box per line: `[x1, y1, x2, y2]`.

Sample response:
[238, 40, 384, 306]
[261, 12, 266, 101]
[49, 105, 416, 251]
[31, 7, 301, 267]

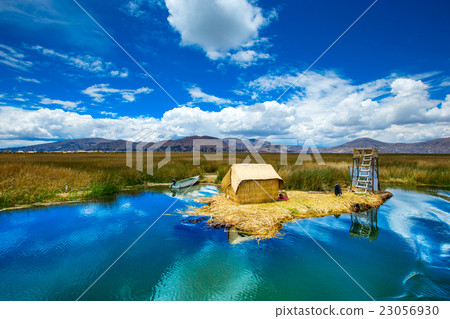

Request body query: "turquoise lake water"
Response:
[0, 185, 449, 301]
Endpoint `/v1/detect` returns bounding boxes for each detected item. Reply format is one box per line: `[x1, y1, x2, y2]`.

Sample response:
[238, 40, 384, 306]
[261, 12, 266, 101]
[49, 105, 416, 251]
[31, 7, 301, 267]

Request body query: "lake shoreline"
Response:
[0, 181, 422, 214]
[2, 176, 443, 215]
[4, 177, 446, 214]
[0, 182, 219, 213]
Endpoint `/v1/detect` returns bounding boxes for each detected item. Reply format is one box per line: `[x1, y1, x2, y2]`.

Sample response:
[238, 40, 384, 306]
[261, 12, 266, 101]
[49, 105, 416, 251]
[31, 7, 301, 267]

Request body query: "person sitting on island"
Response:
[278, 190, 289, 201]
[334, 184, 342, 196]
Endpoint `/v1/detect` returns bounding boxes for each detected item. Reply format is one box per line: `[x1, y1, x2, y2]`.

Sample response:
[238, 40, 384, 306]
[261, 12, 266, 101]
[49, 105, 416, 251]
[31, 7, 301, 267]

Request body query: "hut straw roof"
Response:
[221, 164, 283, 193]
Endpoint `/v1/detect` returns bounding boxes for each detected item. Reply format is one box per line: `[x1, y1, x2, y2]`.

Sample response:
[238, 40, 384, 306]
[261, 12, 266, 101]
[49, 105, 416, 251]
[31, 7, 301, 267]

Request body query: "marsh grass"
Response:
[0, 152, 448, 209]
[0, 162, 97, 208]
[279, 164, 350, 191]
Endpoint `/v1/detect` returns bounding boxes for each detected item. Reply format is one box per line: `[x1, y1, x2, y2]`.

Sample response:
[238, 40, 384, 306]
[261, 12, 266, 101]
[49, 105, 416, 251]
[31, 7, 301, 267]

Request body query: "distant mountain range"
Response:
[2, 136, 449, 154]
[4, 138, 113, 152]
[319, 137, 450, 154]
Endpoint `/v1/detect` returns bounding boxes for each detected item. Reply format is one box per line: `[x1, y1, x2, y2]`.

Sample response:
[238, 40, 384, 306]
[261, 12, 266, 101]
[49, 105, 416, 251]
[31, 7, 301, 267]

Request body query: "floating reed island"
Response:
[184, 161, 392, 240]
[184, 149, 392, 239]
[187, 190, 393, 240]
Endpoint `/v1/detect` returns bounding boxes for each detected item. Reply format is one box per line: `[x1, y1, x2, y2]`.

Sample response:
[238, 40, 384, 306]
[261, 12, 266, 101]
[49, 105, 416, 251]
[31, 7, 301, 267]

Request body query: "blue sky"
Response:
[0, 0, 449, 148]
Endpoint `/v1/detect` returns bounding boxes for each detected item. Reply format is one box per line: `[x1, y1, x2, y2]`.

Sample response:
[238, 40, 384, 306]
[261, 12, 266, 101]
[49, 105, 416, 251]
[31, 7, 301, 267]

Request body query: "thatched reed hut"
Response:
[221, 164, 283, 204]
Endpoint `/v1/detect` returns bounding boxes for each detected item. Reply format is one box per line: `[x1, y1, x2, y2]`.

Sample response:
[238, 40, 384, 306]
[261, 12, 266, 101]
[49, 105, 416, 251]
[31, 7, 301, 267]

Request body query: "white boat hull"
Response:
[171, 175, 200, 189]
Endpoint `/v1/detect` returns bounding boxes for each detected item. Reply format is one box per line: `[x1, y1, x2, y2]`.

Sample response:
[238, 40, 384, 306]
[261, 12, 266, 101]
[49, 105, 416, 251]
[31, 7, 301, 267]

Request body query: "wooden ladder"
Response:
[355, 150, 373, 195]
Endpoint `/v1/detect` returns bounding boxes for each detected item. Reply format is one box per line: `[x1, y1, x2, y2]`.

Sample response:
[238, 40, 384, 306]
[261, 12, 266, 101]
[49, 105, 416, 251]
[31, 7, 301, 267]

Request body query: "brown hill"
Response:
[320, 137, 450, 154]
[6, 138, 112, 152]
[3, 136, 449, 154]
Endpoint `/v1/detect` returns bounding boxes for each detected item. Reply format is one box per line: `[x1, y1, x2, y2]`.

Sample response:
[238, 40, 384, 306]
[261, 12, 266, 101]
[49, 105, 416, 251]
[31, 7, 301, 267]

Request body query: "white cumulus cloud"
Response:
[0, 71, 449, 148]
[165, 0, 272, 64]
[229, 49, 270, 67]
[40, 98, 81, 110]
[100, 111, 118, 117]
[248, 71, 450, 145]
[188, 87, 232, 105]
[82, 84, 152, 103]
[0, 100, 295, 146]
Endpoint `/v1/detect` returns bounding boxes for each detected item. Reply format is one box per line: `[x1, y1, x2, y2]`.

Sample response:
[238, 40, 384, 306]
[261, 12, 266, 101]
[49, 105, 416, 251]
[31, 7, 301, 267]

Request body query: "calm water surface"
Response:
[0, 185, 449, 301]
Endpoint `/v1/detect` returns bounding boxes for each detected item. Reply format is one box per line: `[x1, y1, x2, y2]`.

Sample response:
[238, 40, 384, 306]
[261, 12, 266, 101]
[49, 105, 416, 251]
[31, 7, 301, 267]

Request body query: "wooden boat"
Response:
[170, 175, 200, 189]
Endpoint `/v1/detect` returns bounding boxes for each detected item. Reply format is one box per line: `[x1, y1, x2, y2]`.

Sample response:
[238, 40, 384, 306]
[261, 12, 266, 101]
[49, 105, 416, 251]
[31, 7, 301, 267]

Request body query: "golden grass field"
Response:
[0, 152, 448, 209]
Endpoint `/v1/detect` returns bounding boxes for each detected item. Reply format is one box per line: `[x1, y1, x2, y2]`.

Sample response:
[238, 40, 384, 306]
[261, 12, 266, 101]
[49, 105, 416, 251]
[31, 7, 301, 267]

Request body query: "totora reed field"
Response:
[0, 152, 448, 210]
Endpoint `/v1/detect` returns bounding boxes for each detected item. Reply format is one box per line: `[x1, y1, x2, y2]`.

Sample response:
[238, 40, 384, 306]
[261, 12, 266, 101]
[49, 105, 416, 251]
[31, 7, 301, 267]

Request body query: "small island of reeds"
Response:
[186, 191, 393, 239]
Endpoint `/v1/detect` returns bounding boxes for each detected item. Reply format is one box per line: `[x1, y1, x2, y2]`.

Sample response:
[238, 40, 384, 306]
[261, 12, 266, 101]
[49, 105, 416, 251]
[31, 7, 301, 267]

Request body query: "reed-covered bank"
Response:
[188, 191, 393, 239]
[0, 152, 448, 209]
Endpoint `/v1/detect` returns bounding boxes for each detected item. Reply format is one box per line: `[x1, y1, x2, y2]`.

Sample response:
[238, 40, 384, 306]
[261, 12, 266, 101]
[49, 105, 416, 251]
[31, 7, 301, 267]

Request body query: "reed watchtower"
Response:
[350, 148, 380, 194]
